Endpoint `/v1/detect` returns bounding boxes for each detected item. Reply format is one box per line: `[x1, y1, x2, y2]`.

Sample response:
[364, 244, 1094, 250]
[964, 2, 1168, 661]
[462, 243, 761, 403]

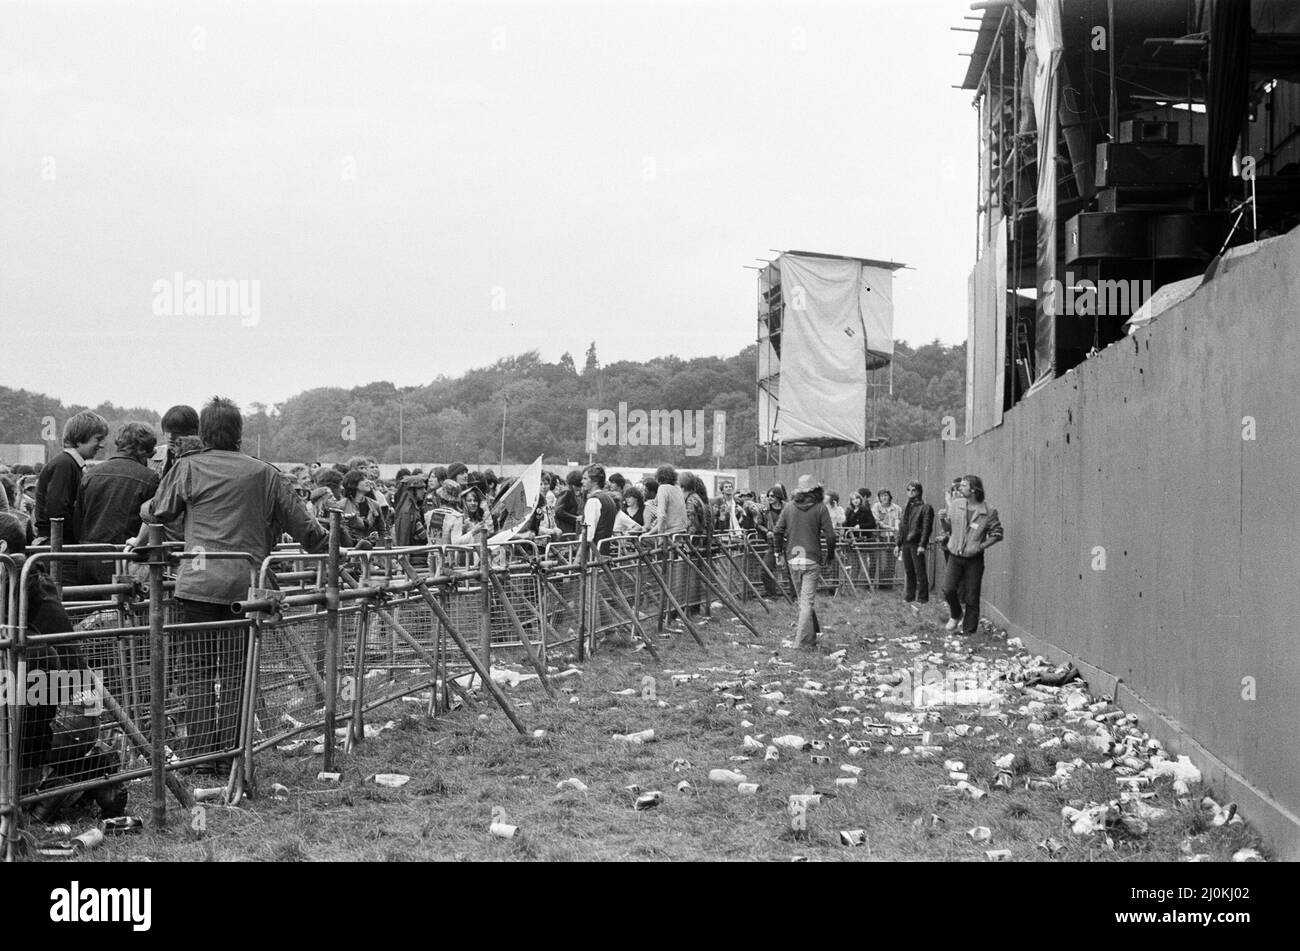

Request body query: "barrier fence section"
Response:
[1, 520, 918, 861]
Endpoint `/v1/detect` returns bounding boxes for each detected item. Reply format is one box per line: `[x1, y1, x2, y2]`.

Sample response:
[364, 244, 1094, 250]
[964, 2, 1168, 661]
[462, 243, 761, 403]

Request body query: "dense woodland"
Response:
[0, 340, 964, 468]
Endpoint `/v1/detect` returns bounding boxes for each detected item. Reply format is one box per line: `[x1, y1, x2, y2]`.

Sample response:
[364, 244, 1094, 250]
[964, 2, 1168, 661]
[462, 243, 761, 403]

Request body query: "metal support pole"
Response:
[49, 518, 63, 591]
[322, 511, 340, 773]
[479, 529, 492, 665]
[147, 523, 167, 828]
[576, 531, 589, 662]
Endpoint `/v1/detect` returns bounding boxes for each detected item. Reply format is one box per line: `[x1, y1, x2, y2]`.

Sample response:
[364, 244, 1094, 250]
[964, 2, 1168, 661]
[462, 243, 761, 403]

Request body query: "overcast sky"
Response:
[1, 0, 977, 411]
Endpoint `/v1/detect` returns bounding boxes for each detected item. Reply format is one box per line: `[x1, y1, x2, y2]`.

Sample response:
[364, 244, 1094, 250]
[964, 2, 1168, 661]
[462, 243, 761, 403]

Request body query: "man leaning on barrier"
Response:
[137, 396, 340, 773]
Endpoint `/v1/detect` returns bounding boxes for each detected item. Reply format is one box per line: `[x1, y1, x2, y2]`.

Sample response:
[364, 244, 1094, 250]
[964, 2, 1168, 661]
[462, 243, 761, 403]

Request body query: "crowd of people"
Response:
[0, 397, 1004, 813]
[0, 401, 1006, 651]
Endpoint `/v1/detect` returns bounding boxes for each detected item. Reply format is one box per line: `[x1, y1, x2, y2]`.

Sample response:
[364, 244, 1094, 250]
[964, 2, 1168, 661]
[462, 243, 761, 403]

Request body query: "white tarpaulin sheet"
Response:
[774, 254, 894, 446]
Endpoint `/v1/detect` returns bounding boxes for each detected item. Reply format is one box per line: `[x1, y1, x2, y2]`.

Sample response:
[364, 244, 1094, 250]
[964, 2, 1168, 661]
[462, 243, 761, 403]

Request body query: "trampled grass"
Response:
[40, 588, 1270, 862]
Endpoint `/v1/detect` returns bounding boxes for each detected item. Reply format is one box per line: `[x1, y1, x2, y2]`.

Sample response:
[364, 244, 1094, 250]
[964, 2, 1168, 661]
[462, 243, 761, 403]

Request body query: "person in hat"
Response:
[392, 474, 429, 548]
[773, 475, 835, 649]
[426, 479, 461, 544]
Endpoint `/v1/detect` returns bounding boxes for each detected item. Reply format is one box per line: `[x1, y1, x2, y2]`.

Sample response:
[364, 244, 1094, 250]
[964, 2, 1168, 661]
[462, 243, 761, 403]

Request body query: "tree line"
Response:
[0, 340, 964, 468]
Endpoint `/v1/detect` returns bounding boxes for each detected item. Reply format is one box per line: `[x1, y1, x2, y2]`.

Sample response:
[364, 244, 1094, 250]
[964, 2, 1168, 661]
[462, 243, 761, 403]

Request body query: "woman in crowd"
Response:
[844, 488, 877, 530]
[446, 485, 488, 546]
[341, 469, 386, 544]
[681, 472, 710, 537]
[614, 484, 646, 534]
[554, 469, 583, 537]
[826, 490, 847, 530]
[756, 484, 787, 597]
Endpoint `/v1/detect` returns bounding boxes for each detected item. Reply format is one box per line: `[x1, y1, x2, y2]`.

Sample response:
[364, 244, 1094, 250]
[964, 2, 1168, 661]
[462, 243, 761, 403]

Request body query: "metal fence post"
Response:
[49, 517, 63, 592]
[147, 523, 167, 829]
[576, 532, 589, 662]
[479, 529, 491, 667]
[322, 511, 340, 773]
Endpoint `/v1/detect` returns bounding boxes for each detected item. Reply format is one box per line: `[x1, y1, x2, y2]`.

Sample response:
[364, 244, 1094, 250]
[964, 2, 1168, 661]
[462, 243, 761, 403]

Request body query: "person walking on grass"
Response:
[773, 474, 836, 650]
[940, 474, 1004, 635]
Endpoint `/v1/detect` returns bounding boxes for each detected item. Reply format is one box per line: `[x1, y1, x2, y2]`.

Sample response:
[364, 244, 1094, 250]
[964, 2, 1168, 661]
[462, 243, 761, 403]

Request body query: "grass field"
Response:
[42, 586, 1270, 862]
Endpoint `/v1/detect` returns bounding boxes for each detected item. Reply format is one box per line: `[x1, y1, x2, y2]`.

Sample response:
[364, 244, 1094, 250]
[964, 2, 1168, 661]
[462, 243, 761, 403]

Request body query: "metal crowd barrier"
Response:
[0, 514, 799, 861]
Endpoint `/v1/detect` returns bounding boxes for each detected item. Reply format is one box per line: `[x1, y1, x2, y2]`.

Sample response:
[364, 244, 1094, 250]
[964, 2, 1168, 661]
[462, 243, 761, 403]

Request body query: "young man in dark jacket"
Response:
[34, 411, 110, 546]
[897, 480, 934, 608]
[74, 421, 161, 584]
[774, 475, 836, 649]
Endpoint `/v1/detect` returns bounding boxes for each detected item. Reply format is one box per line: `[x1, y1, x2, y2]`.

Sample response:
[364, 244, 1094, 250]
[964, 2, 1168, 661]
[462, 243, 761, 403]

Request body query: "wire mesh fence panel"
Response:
[253, 608, 348, 751]
[491, 567, 545, 651]
[543, 562, 582, 644]
[17, 622, 158, 811]
[587, 548, 642, 643]
[844, 530, 900, 589]
[1, 556, 14, 838]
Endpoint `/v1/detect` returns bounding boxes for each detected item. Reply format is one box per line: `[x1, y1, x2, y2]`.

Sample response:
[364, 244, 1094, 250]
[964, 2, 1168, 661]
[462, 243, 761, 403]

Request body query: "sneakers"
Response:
[944, 618, 960, 632]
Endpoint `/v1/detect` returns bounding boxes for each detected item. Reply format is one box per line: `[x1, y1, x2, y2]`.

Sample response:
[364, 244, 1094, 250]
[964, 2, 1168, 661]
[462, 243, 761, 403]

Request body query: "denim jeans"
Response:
[788, 564, 821, 648]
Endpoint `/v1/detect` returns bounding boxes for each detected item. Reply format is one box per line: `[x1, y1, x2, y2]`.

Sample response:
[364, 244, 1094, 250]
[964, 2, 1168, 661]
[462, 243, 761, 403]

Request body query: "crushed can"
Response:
[100, 816, 144, 835]
[839, 829, 868, 847]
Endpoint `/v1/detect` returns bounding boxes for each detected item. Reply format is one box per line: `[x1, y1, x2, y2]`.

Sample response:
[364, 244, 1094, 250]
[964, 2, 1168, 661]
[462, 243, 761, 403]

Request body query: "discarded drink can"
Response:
[73, 828, 105, 853]
[194, 787, 228, 803]
[737, 782, 760, 795]
[635, 791, 664, 810]
[489, 822, 518, 839]
[834, 777, 858, 788]
[709, 769, 748, 784]
[373, 773, 410, 788]
[44, 823, 73, 838]
[810, 755, 832, 766]
[316, 771, 341, 783]
[613, 729, 655, 744]
[967, 826, 992, 842]
[100, 816, 144, 835]
[839, 829, 868, 847]
[840, 764, 863, 776]
[985, 849, 1012, 862]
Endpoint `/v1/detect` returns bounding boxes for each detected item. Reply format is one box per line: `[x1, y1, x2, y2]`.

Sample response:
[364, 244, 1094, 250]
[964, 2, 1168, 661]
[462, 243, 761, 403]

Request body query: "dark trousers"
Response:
[942, 553, 985, 634]
[177, 599, 249, 760]
[901, 546, 929, 603]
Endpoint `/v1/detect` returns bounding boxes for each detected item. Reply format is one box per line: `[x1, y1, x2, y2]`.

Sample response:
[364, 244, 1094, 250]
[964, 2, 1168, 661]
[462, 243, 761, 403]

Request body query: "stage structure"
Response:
[755, 250, 906, 461]
[959, 0, 1300, 435]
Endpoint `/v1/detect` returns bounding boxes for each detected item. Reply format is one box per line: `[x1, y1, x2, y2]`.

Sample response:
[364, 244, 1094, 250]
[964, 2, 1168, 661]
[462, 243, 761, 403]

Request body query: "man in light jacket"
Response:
[939, 474, 1004, 635]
